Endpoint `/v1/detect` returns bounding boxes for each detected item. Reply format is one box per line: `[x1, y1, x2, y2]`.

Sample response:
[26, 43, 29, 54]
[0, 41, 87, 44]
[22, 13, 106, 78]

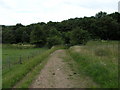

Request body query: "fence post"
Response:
[8, 57, 10, 69]
[30, 53, 32, 58]
[28, 55, 29, 60]
[19, 55, 22, 64]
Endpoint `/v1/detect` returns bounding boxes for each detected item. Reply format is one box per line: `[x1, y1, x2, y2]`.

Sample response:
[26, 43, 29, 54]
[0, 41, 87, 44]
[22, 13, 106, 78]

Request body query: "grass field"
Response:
[2, 44, 48, 70]
[2, 44, 65, 88]
[67, 40, 118, 88]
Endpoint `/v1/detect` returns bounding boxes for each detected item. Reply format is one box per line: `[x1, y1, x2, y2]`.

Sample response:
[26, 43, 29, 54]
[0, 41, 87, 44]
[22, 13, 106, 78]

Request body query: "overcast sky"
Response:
[0, 0, 119, 25]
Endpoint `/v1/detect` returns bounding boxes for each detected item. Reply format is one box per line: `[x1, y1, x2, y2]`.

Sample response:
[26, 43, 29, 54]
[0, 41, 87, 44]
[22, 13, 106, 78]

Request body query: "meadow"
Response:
[2, 44, 65, 88]
[2, 41, 119, 88]
[2, 44, 48, 70]
[67, 40, 118, 88]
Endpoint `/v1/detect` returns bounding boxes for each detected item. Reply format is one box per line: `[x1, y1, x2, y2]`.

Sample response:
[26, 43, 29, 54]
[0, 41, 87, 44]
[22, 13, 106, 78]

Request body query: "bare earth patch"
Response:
[30, 49, 98, 88]
[69, 46, 82, 53]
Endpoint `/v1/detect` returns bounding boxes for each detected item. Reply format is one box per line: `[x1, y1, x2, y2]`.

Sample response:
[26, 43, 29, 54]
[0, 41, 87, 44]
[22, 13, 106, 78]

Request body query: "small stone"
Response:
[73, 72, 77, 74]
[57, 68, 60, 70]
[51, 85, 53, 87]
[69, 74, 72, 76]
[52, 73, 55, 75]
[67, 77, 69, 79]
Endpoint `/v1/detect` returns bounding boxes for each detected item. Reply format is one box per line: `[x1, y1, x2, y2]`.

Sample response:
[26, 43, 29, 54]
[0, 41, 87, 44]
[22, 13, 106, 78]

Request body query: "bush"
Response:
[70, 27, 90, 45]
[30, 25, 46, 47]
[46, 36, 63, 48]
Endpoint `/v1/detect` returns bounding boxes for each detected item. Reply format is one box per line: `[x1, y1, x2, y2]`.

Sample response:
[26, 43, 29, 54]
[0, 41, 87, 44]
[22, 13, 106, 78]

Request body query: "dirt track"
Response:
[30, 49, 98, 88]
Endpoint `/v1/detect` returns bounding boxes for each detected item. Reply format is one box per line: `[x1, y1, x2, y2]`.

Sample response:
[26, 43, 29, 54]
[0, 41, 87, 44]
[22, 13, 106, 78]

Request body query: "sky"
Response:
[0, 0, 119, 25]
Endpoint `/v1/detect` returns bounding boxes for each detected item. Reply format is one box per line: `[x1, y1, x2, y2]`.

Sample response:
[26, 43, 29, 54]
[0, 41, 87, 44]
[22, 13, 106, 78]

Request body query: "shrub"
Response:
[70, 27, 90, 45]
[46, 36, 63, 48]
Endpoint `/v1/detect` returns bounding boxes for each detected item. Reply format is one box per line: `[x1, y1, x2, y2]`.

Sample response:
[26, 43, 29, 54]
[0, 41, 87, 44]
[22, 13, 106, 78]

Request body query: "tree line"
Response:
[2, 11, 120, 48]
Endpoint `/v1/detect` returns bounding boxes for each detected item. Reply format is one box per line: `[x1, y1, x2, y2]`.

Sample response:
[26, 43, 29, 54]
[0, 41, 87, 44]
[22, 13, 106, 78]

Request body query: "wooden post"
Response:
[8, 57, 10, 69]
[28, 56, 29, 60]
[19, 55, 22, 64]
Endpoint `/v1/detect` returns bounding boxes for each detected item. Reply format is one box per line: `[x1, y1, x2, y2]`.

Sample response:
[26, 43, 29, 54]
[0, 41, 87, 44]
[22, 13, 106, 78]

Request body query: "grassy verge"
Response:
[14, 57, 48, 88]
[63, 51, 100, 88]
[68, 41, 118, 88]
[2, 46, 65, 88]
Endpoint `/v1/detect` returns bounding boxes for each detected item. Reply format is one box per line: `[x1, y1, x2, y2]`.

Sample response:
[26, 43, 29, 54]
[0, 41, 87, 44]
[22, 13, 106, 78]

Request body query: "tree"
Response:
[46, 28, 63, 48]
[2, 27, 16, 43]
[91, 16, 119, 40]
[22, 31, 29, 43]
[30, 25, 46, 47]
[70, 27, 90, 45]
[48, 27, 61, 37]
[62, 31, 71, 45]
[2, 11, 120, 45]
[15, 27, 24, 43]
[46, 36, 63, 48]
[95, 11, 107, 18]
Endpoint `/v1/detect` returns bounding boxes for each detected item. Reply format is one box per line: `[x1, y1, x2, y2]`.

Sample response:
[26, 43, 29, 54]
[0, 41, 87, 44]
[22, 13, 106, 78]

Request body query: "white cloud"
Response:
[0, 0, 118, 25]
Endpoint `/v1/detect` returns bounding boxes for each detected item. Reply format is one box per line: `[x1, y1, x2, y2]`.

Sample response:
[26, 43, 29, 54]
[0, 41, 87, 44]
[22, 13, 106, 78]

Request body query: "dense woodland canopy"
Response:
[2, 11, 120, 48]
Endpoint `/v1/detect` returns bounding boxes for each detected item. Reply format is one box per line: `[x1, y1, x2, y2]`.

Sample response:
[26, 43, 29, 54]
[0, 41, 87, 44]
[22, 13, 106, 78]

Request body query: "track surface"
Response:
[30, 50, 98, 88]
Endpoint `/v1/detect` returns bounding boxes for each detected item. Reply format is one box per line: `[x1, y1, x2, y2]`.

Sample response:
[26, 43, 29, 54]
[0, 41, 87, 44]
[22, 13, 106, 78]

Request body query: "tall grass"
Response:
[2, 44, 48, 70]
[68, 41, 118, 88]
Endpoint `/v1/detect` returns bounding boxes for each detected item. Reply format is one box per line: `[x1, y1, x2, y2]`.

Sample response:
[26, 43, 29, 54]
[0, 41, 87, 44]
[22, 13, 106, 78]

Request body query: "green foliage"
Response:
[30, 25, 46, 47]
[48, 27, 61, 37]
[15, 27, 24, 43]
[95, 11, 107, 18]
[47, 36, 63, 48]
[70, 27, 90, 45]
[46, 28, 63, 48]
[2, 27, 16, 43]
[2, 11, 120, 46]
[22, 30, 29, 43]
[62, 31, 71, 45]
